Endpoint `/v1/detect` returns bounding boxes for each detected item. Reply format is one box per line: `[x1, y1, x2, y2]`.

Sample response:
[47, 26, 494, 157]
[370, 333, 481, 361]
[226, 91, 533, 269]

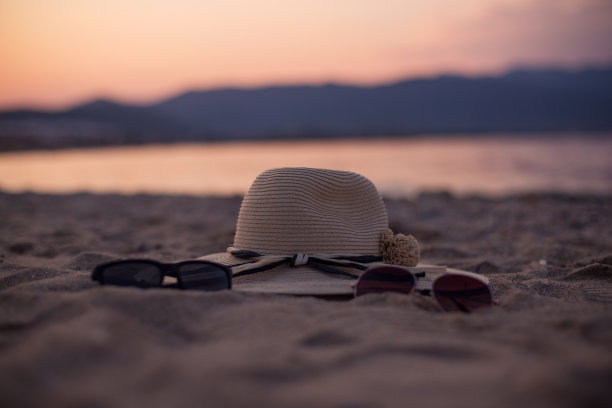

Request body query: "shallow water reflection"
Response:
[0, 135, 610, 197]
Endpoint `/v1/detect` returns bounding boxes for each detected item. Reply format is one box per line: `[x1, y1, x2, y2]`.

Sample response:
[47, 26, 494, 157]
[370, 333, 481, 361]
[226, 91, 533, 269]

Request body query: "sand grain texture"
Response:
[1, 192, 611, 408]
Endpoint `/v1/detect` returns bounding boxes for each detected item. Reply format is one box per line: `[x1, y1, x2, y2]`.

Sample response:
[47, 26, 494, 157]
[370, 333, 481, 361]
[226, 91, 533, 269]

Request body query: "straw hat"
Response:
[198, 167, 421, 295]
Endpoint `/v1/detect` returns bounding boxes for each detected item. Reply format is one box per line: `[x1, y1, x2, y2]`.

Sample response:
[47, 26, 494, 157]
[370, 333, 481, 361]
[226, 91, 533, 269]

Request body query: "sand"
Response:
[1, 191, 611, 408]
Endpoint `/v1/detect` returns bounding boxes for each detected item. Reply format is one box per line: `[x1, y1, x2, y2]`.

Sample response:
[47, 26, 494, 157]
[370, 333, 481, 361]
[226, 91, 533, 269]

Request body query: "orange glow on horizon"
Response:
[1, 0, 611, 110]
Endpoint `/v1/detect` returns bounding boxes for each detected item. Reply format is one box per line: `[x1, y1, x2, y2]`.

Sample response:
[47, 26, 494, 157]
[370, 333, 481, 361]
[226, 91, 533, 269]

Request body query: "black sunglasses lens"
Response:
[433, 275, 492, 312]
[99, 262, 162, 288]
[177, 262, 230, 291]
[355, 266, 415, 296]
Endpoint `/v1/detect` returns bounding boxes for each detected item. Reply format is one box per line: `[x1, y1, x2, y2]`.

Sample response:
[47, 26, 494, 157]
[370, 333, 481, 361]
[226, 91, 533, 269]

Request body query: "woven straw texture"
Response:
[233, 167, 389, 255]
[200, 250, 378, 295]
[200, 167, 395, 295]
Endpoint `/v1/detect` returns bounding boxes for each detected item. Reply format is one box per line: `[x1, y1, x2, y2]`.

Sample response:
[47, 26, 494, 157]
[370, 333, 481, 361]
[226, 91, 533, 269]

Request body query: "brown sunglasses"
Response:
[354, 265, 493, 312]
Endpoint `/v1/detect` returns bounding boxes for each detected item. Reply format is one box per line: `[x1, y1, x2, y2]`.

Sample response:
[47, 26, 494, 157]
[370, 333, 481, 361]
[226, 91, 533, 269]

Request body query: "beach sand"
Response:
[1, 192, 611, 408]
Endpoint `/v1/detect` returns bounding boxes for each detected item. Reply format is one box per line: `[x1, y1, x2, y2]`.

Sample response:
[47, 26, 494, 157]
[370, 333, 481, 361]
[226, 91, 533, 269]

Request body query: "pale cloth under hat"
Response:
[199, 167, 422, 295]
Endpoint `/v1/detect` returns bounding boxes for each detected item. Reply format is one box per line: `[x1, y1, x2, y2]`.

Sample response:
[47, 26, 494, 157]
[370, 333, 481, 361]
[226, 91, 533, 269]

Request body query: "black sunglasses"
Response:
[354, 265, 492, 312]
[92, 259, 232, 291]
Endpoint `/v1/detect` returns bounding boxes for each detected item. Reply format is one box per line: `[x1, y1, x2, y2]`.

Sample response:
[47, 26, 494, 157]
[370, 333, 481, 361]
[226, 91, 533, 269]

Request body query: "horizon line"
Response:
[2, 62, 610, 113]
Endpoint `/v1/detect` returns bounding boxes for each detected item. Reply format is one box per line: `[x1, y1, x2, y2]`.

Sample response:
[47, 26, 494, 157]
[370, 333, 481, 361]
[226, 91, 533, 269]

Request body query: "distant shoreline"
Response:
[0, 129, 610, 153]
[1, 67, 611, 152]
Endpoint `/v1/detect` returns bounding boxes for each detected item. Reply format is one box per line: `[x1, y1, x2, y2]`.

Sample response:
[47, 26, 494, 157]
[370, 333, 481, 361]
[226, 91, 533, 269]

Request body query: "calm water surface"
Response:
[0, 135, 610, 197]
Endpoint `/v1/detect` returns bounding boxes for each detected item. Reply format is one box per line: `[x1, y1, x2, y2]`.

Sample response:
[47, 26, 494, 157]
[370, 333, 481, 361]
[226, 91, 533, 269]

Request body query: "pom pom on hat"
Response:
[380, 229, 420, 267]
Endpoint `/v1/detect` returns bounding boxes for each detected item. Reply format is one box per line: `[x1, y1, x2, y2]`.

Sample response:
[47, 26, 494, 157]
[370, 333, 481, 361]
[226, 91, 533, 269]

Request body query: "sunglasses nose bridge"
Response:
[161, 263, 180, 277]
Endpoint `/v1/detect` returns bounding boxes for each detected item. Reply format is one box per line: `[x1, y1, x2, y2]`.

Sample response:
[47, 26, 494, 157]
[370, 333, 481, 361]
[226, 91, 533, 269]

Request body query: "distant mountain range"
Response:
[1, 67, 611, 150]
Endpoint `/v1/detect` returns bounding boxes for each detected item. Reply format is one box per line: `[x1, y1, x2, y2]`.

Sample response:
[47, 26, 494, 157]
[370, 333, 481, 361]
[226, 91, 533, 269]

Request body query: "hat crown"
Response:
[233, 167, 389, 255]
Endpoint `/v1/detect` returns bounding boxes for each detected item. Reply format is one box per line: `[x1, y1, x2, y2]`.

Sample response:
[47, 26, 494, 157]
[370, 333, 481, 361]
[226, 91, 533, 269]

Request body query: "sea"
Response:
[0, 134, 610, 198]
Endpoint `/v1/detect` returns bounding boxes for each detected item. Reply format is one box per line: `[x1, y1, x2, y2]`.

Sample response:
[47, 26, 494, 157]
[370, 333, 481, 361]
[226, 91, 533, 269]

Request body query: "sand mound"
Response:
[1, 192, 611, 408]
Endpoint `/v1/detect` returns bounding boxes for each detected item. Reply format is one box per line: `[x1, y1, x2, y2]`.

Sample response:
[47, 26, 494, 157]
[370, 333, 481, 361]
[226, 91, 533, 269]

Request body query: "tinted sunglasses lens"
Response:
[177, 262, 230, 291]
[99, 262, 162, 288]
[433, 275, 492, 312]
[355, 266, 415, 296]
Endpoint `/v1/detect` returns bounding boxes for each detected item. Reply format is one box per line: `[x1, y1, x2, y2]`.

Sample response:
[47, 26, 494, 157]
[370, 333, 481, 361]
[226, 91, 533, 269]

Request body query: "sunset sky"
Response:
[1, 0, 611, 110]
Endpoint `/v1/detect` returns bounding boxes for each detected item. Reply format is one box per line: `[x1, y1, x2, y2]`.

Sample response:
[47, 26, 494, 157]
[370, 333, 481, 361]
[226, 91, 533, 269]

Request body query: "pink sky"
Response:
[1, 0, 611, 110]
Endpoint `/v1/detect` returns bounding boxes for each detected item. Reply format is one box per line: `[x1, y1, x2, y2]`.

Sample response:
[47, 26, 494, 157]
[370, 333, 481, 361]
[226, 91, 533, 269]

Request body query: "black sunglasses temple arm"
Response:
[91, 267, 103, 282]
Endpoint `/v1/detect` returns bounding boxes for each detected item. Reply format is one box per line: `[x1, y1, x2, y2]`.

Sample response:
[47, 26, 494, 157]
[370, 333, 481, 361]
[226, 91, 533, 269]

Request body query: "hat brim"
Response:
[199, 252, 367, 295]
[198, 252, 476, 296]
